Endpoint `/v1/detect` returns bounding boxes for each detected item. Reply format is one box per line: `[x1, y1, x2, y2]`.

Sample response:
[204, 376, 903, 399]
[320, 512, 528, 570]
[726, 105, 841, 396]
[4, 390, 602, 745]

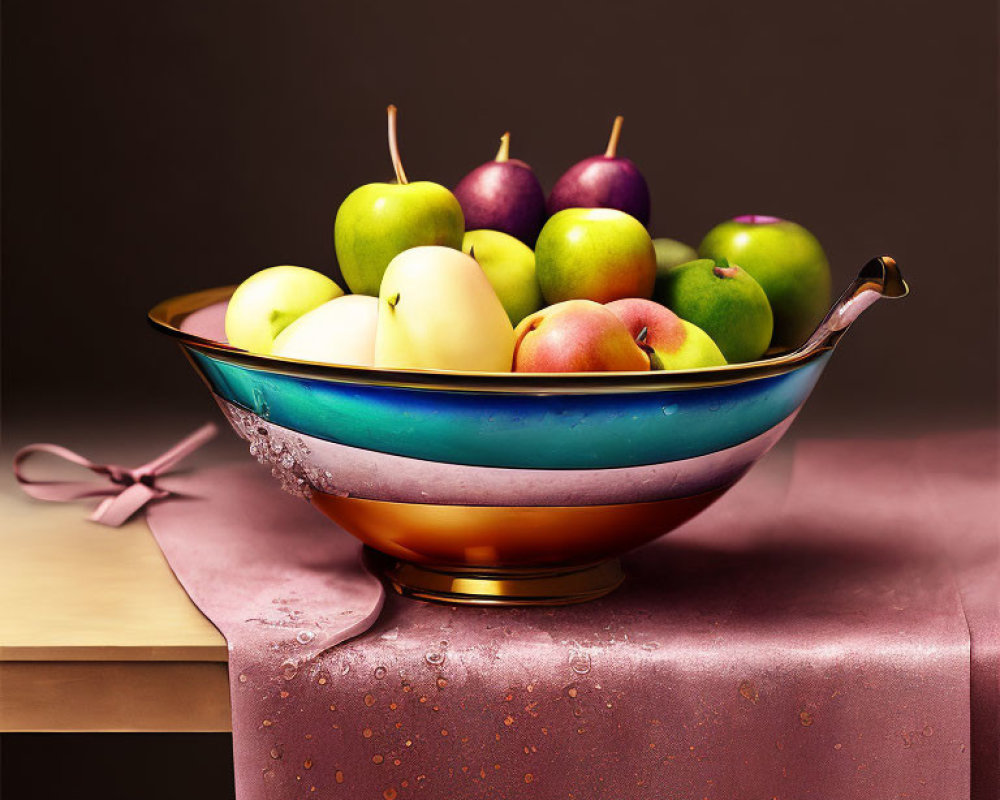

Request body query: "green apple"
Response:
[534, 208, 656, 304]
[271, 294, 378, 367]
[652, 237, 699, 298]
[334, 106, 464, 296]
[699, 215, 830, 349]
[224, 265, 343, 354]
[461, 229, 542, 325]
[374, 246, 514, 372]
[656, 258, 773, 363]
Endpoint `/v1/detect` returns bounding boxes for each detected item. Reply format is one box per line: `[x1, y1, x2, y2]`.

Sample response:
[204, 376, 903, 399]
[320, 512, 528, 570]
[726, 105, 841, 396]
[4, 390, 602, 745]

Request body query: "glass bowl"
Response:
[149, 256, 907, 605]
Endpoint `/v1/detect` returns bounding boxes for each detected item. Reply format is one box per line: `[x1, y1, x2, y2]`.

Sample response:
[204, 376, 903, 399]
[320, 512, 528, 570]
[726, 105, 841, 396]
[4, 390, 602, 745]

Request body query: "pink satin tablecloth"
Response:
[145, 431, 998, 799]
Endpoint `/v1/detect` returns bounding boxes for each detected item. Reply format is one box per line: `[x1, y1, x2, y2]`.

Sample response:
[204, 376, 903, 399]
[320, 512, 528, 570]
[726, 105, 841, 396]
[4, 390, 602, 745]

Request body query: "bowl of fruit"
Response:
[150, 107, 907, 606]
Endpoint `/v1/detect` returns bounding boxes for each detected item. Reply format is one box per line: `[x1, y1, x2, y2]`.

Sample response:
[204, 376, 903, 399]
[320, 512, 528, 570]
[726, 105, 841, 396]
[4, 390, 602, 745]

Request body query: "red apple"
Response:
[605, 298, 727, 370]
[513, 300, 650, 373]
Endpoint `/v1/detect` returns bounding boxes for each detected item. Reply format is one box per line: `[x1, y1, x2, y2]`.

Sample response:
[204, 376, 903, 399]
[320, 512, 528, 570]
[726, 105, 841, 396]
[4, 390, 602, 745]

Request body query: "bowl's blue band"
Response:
[189, 350, 828, 469]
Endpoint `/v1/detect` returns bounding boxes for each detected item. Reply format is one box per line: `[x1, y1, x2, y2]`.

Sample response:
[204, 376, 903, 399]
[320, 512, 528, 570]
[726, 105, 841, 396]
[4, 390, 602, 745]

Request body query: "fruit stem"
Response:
[604, 115, 624, 158]
[387, 105, 408, 185]
[387, 292, 400, 309]
[495, 132, 511, 162]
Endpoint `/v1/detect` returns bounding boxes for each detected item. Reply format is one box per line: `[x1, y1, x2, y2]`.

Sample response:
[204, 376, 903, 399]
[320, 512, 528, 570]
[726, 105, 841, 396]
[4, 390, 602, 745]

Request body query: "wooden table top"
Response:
[0, 467, 232, 732]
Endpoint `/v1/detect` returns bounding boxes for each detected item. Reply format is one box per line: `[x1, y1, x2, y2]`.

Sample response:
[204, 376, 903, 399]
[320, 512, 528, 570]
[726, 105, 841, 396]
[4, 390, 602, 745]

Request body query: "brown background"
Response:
[2, 0, 998, 444]
[0, 3, 996, 797]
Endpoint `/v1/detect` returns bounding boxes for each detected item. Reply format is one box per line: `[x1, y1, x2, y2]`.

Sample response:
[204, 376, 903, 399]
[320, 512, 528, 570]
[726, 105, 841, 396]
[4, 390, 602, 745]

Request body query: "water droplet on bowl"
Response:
[251, 387, 270, 419]
[661, 404, 679, 416]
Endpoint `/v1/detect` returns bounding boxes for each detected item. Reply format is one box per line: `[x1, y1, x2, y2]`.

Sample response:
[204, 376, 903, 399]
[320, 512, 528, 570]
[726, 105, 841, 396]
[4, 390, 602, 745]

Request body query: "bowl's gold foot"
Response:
[364, 549, 624, 606]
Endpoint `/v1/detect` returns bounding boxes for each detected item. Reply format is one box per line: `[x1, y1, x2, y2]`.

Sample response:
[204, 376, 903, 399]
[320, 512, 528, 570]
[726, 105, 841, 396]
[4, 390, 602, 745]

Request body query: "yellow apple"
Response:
[374, 246, 514, 372]
[271, 294, 378, 367]
[224, 266, 343, 354]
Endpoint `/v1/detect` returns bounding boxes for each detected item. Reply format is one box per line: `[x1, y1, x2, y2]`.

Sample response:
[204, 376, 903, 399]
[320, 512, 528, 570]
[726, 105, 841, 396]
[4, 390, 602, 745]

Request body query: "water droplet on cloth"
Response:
[568, 650, 591, 675]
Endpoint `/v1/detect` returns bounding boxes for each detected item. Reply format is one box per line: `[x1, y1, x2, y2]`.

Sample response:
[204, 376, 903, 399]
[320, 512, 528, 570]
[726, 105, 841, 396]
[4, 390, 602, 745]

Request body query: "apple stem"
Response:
[386, 105, 409, 185]
[604, 115, 624, 158]
[495, 132, 511, 162]
[387, 292, 400, 309]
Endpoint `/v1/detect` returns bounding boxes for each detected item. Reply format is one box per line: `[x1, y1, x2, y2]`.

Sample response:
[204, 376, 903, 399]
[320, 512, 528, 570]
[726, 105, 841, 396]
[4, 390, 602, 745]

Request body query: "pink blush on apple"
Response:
[732, 214, 783, 225]
[604, 298, 686, 353]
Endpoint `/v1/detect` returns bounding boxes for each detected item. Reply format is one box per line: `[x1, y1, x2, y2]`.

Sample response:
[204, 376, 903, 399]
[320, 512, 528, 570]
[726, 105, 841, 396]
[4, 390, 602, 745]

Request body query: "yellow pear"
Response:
[374, 246, 515, 372]
[225, 266, 342, 354]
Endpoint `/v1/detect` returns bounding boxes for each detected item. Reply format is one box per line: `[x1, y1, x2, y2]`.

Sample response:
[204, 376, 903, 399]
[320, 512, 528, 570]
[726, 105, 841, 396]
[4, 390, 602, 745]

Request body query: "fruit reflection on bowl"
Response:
[149, 256, 906, 605]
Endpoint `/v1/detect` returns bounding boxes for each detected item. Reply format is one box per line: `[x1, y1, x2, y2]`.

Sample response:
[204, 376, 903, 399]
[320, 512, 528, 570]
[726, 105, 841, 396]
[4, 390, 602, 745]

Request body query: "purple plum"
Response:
[453, 132, 547, 246]
[547, 115, 650, 226]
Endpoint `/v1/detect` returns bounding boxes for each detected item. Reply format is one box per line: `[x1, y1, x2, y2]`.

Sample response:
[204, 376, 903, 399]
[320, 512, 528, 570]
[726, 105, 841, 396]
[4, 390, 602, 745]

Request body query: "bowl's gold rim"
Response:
[148, 284, 831, 393]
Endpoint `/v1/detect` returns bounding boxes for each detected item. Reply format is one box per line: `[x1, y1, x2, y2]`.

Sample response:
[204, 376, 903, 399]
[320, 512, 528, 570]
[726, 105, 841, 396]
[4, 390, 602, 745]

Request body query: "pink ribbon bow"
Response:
[12, 423, 218, 527]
